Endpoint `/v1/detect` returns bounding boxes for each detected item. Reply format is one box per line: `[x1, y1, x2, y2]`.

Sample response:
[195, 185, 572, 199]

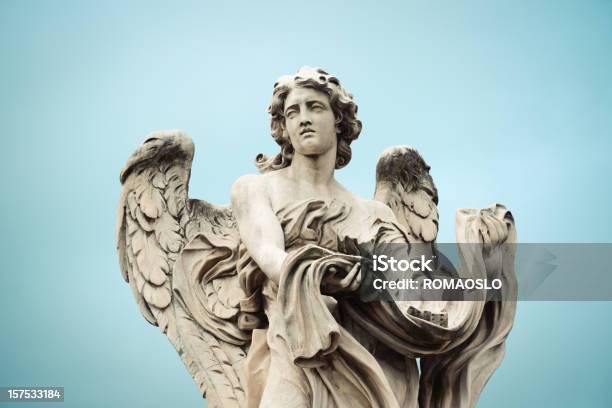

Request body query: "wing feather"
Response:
[140, 183, 165, 219]
[132, 230, 169, 286]
[155, 212, 183, 253]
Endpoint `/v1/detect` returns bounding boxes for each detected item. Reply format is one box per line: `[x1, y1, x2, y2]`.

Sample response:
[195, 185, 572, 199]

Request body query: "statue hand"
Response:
[477, 204, 513, 246]
[476, 204, 515, 281]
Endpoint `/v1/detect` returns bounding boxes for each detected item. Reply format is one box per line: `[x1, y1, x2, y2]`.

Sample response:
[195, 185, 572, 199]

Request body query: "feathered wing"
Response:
[373, 145, 447, 330]
[374, 145, 439, 243]
[116, 131, 249, 407]
[116, 131, 194, 342]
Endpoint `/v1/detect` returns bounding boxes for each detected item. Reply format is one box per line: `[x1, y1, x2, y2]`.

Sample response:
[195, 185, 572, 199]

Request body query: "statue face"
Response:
[283, 87, 337, 157]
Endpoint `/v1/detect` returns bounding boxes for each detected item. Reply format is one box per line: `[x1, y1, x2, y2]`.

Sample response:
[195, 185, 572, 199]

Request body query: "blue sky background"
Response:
[1, 1, 611, 407]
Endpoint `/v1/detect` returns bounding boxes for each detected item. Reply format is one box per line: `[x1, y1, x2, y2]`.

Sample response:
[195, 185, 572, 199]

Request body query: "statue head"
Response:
[256, 66, 362, 172]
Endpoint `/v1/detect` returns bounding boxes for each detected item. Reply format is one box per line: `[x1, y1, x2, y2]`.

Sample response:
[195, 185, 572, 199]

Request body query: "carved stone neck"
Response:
[287, 147, 337, 189]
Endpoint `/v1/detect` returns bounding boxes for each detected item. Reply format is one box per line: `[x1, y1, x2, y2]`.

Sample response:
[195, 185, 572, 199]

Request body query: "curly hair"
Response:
[256, 67, 362, 173]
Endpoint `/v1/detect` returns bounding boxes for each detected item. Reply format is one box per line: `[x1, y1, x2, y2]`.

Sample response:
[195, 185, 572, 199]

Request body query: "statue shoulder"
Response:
[230, 173, 269, 211]
[232, 173, 261, 194]
[231, 170, 284, 199]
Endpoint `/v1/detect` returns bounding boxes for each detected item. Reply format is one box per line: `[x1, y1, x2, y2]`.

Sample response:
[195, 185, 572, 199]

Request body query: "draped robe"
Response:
[235, 199, 515, 408]
[174, 198, 516, 407]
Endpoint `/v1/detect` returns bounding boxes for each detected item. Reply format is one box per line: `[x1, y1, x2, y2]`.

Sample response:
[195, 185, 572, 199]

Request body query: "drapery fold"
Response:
[235, 199, 515, 407]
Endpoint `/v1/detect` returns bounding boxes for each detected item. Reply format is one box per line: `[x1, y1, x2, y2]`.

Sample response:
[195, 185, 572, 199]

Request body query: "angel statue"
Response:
[116, 66, 517, 408]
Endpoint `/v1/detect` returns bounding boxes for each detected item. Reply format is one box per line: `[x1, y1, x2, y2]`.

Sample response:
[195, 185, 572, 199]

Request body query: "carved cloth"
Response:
[200, 199, 514, 407]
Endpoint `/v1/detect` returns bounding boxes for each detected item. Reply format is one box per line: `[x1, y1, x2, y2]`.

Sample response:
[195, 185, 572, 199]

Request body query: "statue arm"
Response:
[230, 174, 287, 284]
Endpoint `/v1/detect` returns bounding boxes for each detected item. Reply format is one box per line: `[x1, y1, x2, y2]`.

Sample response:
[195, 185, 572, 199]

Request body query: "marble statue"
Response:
[116, 67, 517, 407]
